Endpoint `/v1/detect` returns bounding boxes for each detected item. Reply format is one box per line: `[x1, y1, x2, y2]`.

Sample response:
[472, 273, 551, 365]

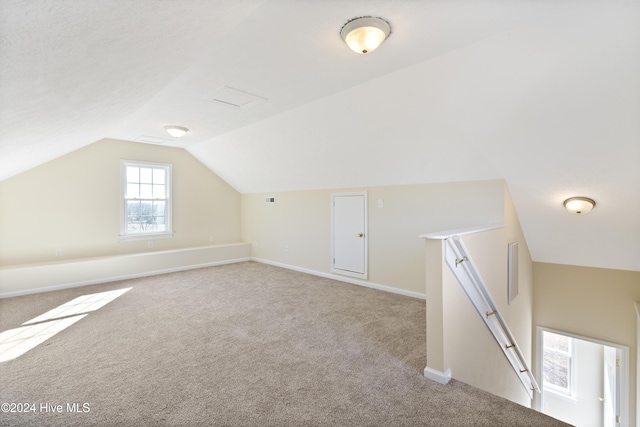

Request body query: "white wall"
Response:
[241, 180, 504, 296]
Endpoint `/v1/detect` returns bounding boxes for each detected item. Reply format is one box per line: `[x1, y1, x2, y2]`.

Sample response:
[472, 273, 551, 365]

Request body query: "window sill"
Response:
[119, 232, 174, 242]
[543, 386, 577, 403]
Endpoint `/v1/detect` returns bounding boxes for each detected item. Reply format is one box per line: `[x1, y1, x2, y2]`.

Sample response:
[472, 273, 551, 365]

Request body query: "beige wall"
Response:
[0, 139, 241, 266]
[241, 180, 505, 295]
[534, 262, 640, 426]
[440, 186, 534, 406]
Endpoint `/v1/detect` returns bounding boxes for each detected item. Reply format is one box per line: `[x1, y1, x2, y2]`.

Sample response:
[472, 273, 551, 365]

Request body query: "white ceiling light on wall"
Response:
[164, 126, 189, 138]
[340, 17, 391, 54]
[563, 197, 596, 214]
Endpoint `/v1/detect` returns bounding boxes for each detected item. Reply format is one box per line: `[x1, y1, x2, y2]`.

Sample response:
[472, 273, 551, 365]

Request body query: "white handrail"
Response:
[444, 235, 540, 399]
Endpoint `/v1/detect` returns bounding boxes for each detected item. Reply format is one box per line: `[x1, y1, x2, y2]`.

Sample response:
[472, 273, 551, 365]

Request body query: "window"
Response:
[120, 160, 172, 241]
[543, 331, 574, 396]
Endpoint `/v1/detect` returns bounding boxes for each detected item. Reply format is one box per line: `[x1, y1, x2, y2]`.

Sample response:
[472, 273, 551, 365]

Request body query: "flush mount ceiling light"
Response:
[340, 16, 391, 54]
[164, 125, 189, 138]
[563, 197, 596, 214]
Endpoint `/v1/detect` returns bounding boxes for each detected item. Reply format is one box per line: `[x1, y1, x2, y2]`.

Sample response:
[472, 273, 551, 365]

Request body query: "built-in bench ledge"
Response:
[0, 243, 251, 298]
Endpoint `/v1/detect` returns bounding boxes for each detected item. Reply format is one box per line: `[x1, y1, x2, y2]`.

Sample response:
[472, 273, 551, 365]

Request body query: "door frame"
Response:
[330, 191, 368, 280]
[535, 326, 629, 426]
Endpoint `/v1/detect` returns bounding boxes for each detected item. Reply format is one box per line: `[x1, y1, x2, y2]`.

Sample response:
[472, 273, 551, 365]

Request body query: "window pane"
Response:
[153, 168, 165, 184]
[126, 201, 142, 232]
[141, 201, 152, 214]
[153, 184, 165, 199]
[126, 183, 139, 199]
[140, 184, 153, 199]
[544, 332, 569, 352]
[134, 201, 152, 232]
[140, 168, 153, 184]
[152, 202, 165, 231]
[127, 200, 140, 215]
[154, 201, 165, 216]
[126, 167, 139, 183]
[543, 349, 569, 389]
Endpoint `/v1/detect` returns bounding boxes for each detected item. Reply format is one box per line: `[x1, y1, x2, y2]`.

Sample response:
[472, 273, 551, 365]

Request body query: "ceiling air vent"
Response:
[136, 135, 173, 145]
[210, 86, 267, 109]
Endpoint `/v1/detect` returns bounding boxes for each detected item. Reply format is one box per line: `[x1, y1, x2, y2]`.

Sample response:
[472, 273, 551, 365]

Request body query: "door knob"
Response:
[357, 232, 364, 237]
[599, 397, 605, 402]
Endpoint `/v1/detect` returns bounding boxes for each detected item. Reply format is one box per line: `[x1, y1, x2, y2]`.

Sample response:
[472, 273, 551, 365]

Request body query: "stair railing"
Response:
[443, 234, 540, 399]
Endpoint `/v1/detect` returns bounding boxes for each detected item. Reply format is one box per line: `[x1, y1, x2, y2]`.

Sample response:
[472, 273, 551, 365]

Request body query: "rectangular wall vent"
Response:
[508, 241, 519, 304]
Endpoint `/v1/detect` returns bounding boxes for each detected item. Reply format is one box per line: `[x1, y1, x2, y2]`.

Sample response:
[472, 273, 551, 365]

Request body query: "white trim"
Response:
[120, 160, 173, 240]
[543, 387, 578, 404]
[535, 326, 629, 426]
[331, 191, 368, 280]
[423, 366, 452, 384]
[419, 223, 504, 240]
[252, 257, 425, 300]
[118, 232, 175, 242]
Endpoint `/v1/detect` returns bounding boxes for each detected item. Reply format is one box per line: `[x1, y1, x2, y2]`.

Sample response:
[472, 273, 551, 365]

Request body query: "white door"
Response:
[603, 346, 619, 427]
[331, 192, 367, 279]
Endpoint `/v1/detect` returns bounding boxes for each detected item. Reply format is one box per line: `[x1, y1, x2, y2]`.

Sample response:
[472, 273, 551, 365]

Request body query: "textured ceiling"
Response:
[1, 0, 639, 271]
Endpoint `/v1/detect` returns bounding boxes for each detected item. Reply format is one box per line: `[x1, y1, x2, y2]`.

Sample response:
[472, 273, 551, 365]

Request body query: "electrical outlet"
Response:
[284, 245, 289, 254]
[378, 199, 384, 208]
[209, 234, 215, 244]
[55, 248, 63, 257]
[148, 241, 154, 248]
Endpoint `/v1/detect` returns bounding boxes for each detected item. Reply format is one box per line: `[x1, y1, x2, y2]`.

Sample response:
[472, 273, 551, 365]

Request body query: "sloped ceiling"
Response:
[1, 1, 638, 271]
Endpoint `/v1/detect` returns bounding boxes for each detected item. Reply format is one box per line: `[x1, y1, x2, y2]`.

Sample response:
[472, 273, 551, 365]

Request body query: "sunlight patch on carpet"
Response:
[0, 288, 131, 363]
[23, 288, 132, 325]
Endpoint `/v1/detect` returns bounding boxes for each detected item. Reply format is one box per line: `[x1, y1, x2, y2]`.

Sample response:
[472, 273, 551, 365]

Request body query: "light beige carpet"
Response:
[0, 261, 568, 426]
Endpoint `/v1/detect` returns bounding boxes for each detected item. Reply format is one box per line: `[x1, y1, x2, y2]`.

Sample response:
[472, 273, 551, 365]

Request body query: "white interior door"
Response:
[331, 192, 367, 279]
[537, 328, 627, 427]
[603, 346, 619, 427]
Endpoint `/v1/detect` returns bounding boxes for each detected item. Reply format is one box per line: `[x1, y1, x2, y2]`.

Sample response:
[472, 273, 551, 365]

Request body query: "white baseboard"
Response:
[423, 366, 452, 385]
[2, 250, 425, 301]
[251, 258, 426, 300]
[0, 243, 251, 298]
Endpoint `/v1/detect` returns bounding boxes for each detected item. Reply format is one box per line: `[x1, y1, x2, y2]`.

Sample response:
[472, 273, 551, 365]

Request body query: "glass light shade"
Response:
[563, 197, 595, 214]
[164, 125, 188, 138]
[341, 17, 390, 54]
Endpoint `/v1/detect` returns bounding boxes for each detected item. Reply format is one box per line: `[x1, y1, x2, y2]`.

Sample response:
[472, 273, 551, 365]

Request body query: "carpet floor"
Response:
[0, 261, 568, 426]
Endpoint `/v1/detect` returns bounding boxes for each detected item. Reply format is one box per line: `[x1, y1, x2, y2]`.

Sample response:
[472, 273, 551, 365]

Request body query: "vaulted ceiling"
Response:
[1, 0, 639, 271]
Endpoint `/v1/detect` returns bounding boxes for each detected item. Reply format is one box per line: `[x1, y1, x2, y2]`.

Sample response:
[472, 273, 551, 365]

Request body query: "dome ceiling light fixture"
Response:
[340, 16, 391, 54]
[563, 197, 596, 214]
[164, 125, 189, 138]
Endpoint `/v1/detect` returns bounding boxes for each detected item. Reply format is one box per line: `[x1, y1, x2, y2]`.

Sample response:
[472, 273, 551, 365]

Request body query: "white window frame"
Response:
[119, 160, 173, 242]
[542, 331, 575, 398]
